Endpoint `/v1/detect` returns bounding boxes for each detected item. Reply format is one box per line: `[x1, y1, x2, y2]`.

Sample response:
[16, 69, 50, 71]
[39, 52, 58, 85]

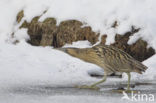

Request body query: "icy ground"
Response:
[0, 41, 156, 103]
[1, 83, 156, 103]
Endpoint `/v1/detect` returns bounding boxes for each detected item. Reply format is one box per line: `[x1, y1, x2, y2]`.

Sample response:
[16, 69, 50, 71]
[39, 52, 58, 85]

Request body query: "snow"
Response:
[0, 0, 156, 48]
[143, 55, 156, 79]
[13, 28, 30, 41]
[0, 41, 99, 87]
[63, 40, 92, 48]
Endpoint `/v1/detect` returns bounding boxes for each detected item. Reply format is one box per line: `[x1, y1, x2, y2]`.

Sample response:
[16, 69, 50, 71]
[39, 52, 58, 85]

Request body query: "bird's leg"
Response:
[112, 72, 132, 93]
[76, 72, 107, 90]
[113, 72, 137, 93]
[127, 72, 131, 91]
[90, 73, 107, 87]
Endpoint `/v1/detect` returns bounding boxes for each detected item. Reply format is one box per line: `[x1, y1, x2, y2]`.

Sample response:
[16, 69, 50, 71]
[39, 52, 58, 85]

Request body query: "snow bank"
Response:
[0, 0, 156, 49]
[0, 41, 101, 88]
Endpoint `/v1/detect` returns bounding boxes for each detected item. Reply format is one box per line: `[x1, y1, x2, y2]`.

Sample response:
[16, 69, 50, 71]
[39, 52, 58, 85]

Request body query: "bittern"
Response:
[56, 45, 147, 91]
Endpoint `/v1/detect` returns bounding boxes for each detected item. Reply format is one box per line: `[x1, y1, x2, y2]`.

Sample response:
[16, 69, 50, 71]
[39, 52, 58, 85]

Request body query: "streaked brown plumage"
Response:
[56, 45, 147, 90]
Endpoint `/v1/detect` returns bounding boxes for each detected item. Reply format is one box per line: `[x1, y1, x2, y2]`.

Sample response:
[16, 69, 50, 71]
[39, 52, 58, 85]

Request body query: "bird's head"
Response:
[65, 48, 87, 59]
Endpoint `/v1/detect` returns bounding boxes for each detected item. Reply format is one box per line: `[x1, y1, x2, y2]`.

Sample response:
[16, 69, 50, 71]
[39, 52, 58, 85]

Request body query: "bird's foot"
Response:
[75, 85, 100, 90]
[112, 88, 138, 93]
[125, 89, 138, 93]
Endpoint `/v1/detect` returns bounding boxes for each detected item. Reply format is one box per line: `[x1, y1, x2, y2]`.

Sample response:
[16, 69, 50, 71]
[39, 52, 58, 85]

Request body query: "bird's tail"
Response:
[133, 60, 148, 74]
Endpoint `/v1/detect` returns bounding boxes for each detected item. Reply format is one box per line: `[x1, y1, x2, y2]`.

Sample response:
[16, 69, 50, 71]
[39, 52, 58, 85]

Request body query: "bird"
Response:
[56, 44, 147, 91]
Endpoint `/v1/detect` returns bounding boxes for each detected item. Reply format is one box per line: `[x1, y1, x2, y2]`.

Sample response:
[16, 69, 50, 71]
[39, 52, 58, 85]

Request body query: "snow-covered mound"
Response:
[1, 0, 156, 49]
[0, 41, 101, 88]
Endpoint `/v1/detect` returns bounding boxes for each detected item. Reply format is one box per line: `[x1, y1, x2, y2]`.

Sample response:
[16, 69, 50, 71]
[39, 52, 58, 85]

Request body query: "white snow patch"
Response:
[14, 28, 30, 41]
[143, 55, 156, 79]
[63, 40, 92, 48]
